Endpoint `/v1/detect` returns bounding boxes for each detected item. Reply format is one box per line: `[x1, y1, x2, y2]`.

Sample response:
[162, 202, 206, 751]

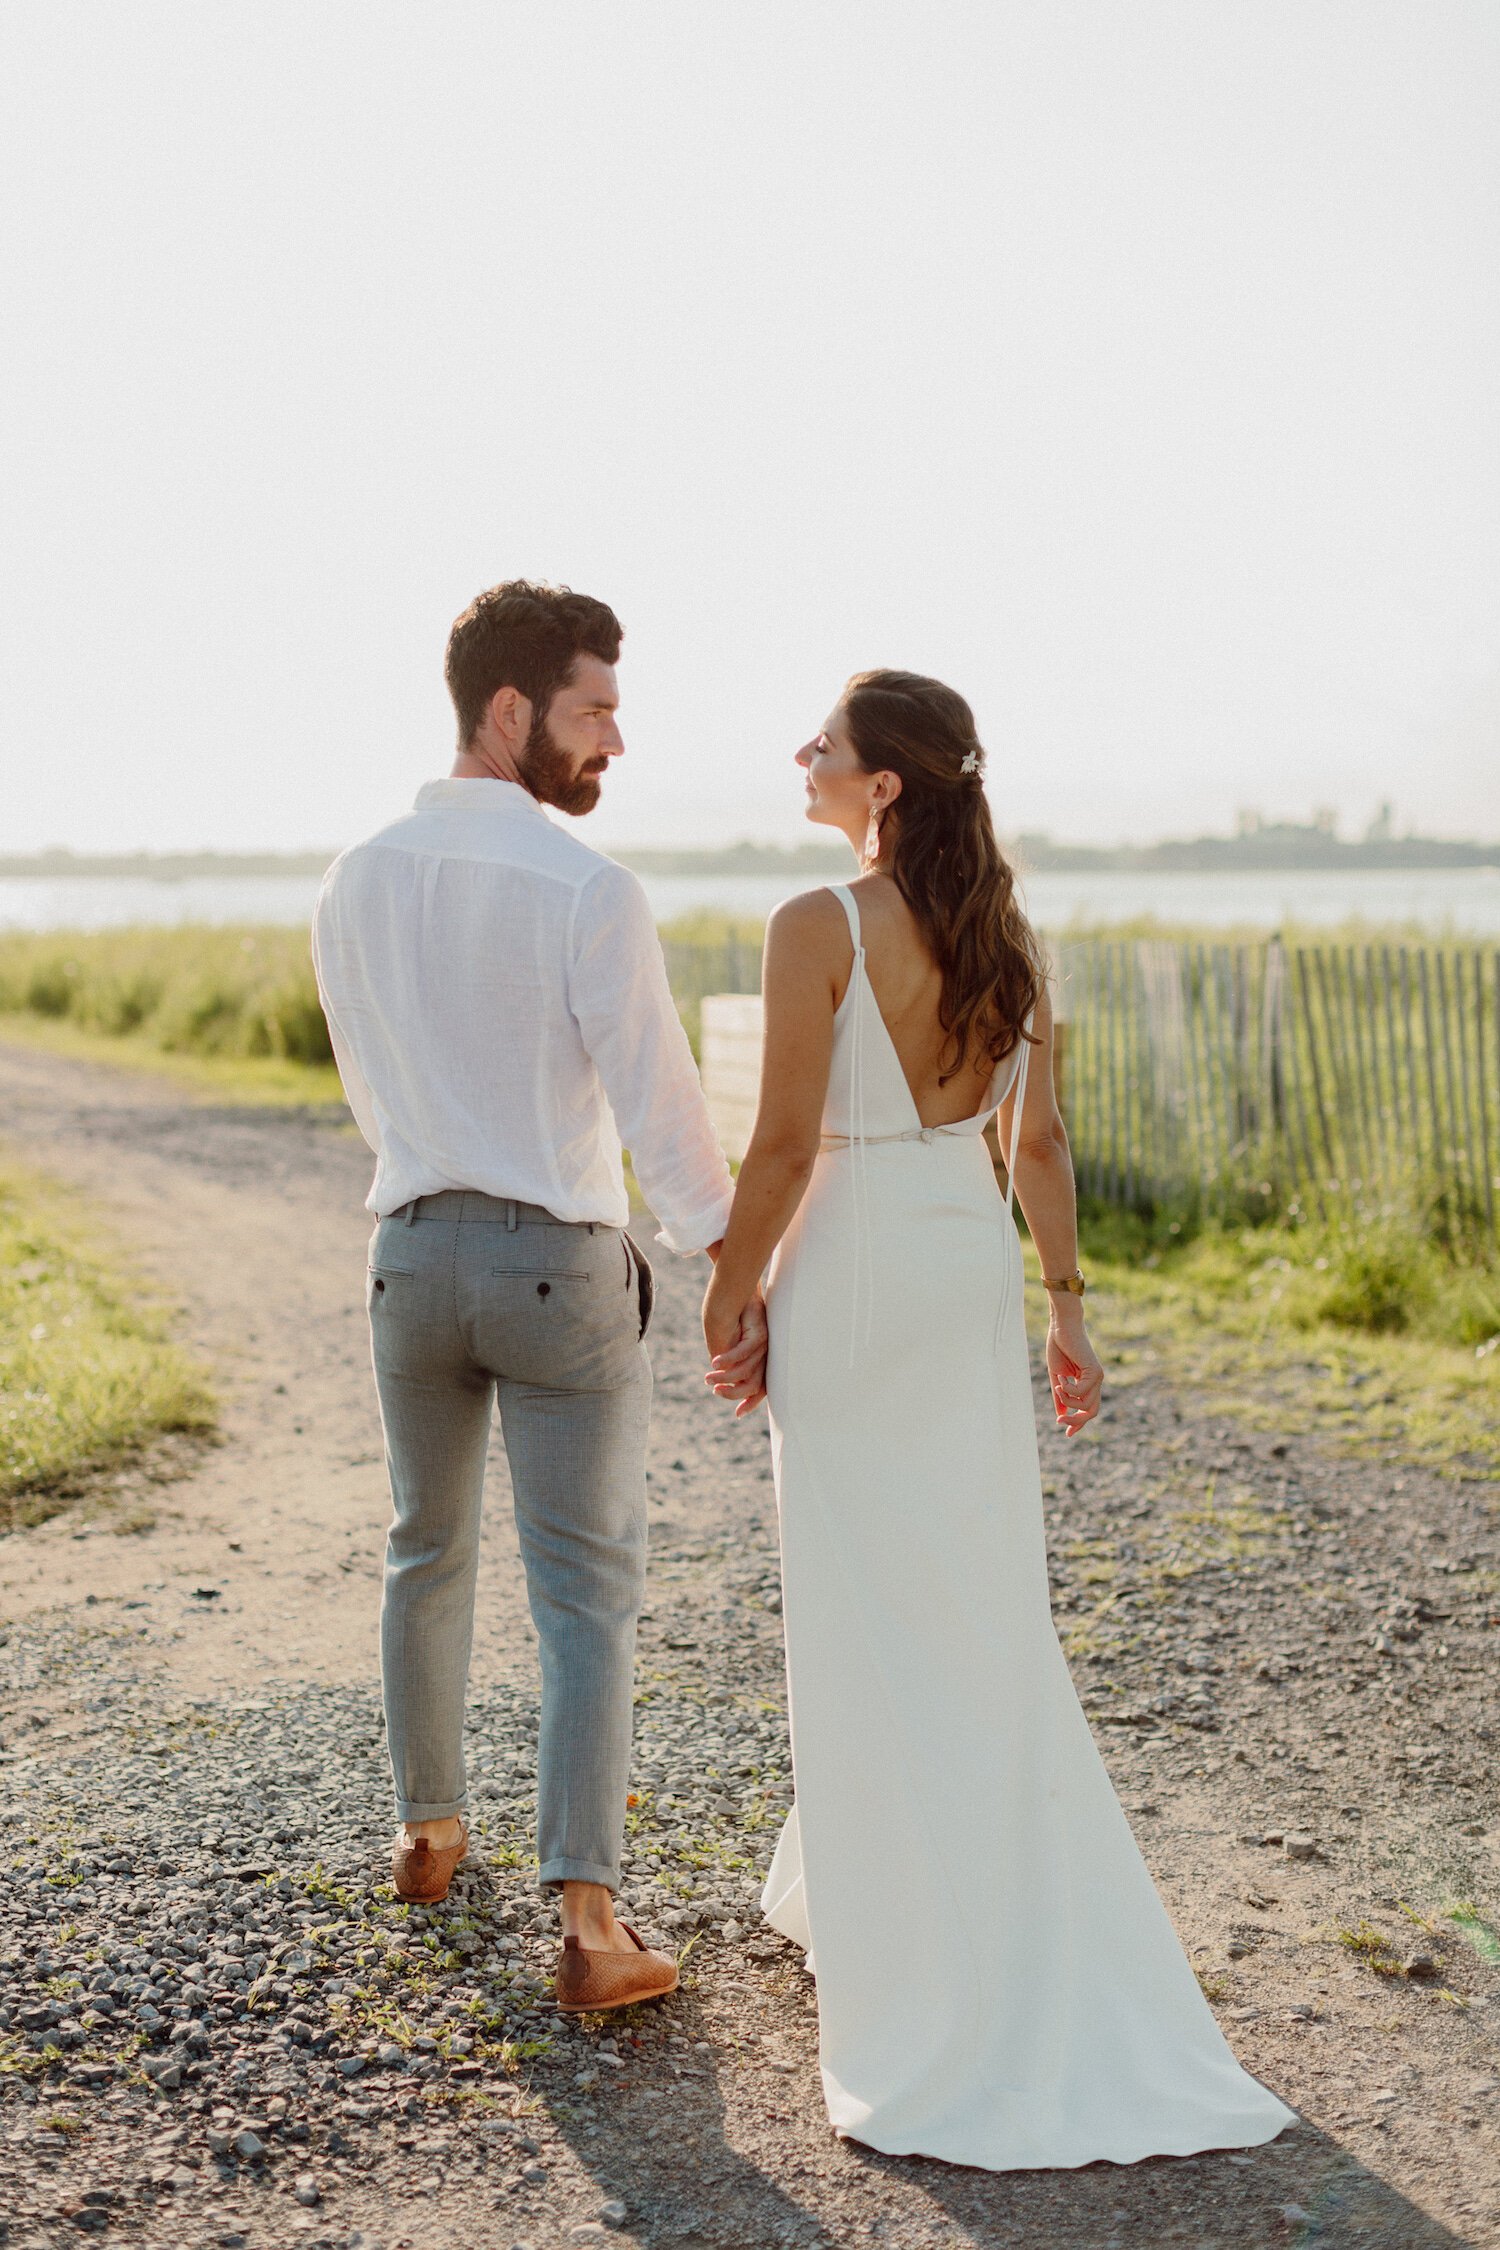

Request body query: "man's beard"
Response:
[518, 712, 605, 816]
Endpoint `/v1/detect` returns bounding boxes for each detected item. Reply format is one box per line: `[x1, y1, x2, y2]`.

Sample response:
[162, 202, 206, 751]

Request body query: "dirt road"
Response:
[1, 1038, 1496, 2250]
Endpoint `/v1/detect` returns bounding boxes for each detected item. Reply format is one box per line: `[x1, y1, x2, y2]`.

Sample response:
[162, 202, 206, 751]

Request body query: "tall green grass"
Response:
[0, 925, 333, 1064]
[0, 1165, 216, 1523]
[1078, 1201, 1500, 1354]
[0, 916, 772, 1067]
[1076, 1204, 1500, 1482]
[0, 917, 768, 1075]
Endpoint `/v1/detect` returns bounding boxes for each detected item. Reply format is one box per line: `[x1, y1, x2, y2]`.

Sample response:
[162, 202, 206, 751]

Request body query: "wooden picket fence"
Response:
[676, 928, 1500, 1246]
[1054, 938, 1499, 1242]
[660, 926, 759, 1054]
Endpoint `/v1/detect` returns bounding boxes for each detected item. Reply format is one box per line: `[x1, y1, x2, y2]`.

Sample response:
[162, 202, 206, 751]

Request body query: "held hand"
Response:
[703, 1283, 768, 1418]
[1046, 1318, 1104, 1437]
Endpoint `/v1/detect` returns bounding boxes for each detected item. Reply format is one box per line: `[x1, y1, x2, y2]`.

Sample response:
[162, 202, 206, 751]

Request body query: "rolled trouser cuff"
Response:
[539, 1856, 619, 1892]
[394, 1798, 467, 1823]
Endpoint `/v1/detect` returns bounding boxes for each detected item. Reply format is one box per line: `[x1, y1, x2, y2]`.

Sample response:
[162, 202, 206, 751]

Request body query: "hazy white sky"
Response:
[2, 1, 1496, 853]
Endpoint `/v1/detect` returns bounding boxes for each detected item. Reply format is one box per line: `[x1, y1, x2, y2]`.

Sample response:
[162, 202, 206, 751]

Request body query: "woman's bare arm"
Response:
[995, 985, 1104, 1436]
[702, 891, 846, 1409]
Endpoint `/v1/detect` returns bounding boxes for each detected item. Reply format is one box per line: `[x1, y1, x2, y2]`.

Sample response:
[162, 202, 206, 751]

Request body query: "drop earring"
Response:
[862, 804, 882, 872]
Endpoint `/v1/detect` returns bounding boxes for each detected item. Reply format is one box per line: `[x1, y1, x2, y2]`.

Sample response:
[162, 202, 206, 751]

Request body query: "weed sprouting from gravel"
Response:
[1337, 1922, 1405, 1976]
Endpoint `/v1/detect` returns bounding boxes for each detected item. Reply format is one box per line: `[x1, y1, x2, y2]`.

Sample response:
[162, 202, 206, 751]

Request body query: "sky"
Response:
[1, 1, 1497, 855]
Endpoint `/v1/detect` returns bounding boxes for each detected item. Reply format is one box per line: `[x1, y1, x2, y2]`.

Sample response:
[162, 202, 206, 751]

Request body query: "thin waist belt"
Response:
[395, 1191, 602, 1231]
[819, 1125, 976, 1151]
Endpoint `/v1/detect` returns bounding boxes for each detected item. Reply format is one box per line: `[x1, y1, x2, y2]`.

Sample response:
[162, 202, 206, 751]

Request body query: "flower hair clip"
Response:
[960, 750, 982, 776]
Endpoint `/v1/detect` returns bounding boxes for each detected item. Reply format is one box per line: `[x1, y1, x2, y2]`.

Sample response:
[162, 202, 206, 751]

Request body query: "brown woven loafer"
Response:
[392, 1818, 469, 1904]
[555, 1922, 679, 2014]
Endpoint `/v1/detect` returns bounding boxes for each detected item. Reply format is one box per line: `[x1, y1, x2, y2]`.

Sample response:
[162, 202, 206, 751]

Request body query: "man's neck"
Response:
[451, 746, 531, 790]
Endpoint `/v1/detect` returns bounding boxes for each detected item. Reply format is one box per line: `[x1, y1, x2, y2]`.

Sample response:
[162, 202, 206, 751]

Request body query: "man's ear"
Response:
[487, 683, 532, 752]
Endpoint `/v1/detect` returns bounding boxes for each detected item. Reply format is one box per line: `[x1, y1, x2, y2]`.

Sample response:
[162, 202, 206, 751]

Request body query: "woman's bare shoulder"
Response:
[766, 886, 853, 948]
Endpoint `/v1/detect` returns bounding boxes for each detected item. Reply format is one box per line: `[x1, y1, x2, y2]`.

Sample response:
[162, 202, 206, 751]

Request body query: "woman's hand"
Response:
[703, 1281, 768, 1418]
[1046, 1311, 1103, 1437]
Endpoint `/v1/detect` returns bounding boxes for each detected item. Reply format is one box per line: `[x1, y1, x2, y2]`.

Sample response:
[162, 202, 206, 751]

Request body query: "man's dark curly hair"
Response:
[444, 580, 623, 746]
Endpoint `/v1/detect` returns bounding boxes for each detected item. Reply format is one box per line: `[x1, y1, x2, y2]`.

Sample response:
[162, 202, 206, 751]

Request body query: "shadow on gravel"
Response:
[536, 2060, 823, 2248]
[524, 2077, 1479, 2250]
[848, 2117, 1476, 2250]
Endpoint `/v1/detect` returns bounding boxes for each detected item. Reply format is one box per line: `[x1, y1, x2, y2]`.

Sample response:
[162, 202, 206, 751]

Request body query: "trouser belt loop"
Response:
[506, 1199, 518, 1231]
[403, 1200, 418, 1226]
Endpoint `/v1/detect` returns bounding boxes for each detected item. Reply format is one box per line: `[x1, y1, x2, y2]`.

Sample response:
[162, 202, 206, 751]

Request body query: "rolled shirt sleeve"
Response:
[568, 864, 735, 1255]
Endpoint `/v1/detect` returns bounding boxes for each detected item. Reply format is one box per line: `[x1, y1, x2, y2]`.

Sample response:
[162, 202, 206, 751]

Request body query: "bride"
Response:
[702, 669, 1294, 2170]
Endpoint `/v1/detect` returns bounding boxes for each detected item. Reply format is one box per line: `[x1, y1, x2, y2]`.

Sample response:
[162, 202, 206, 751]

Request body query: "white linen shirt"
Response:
[311, 778, 734, 1254]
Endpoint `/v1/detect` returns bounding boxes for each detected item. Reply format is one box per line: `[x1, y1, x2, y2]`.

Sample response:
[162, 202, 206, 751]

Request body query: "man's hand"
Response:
[703, 1284, 768, 1418]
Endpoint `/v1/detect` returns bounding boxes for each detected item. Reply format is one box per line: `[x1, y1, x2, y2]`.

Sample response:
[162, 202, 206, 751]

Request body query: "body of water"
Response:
[2, 865, 1499, 937]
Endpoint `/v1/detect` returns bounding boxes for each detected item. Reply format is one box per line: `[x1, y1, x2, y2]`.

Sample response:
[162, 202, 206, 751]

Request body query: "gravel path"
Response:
[0, 1040, 1496, 2250]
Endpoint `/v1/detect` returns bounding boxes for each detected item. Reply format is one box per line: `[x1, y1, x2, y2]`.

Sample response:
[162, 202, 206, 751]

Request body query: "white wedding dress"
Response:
[760, 885, 1294, 2170]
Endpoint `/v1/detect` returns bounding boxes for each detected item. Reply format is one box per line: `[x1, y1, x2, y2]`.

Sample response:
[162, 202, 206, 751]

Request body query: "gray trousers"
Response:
[368, 1190, 652, 1890]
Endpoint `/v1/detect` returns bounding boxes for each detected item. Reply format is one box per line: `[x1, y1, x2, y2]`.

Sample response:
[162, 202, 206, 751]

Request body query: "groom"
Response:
[313, 580, 758, 2011]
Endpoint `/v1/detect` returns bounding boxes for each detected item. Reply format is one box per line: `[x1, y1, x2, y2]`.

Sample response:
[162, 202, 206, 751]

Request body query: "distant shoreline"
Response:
[3, 832, 1499, 882]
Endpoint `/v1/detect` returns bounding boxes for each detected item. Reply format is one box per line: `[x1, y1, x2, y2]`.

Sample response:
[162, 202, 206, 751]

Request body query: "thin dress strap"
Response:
[827, 882, 863, 952]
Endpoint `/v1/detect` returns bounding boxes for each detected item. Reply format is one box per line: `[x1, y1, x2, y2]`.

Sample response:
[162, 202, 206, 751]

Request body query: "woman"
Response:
[702, 671, 1293, 2170]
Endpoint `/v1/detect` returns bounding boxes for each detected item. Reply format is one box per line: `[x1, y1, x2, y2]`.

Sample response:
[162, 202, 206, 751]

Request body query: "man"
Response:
[313, 581, 761, 2013]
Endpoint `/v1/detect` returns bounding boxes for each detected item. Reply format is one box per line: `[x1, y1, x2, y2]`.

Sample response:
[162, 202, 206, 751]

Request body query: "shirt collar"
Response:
[414, 777, 548, 819]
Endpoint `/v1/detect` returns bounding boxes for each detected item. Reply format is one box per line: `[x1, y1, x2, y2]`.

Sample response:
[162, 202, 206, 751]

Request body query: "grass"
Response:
[0, 1008, 347, 1105]
[0, 914, 754, 1095]
[0, 915, 761, 1080]
[0, 1162, 216, 1525]
[0, 923, 347, 1104]
[1336, 1921, 1406, 1976]
[1071, 1206, 1500, 1483]
[1446, 1903, 1500, 1966]
[1328, 1902, 1500, 1988]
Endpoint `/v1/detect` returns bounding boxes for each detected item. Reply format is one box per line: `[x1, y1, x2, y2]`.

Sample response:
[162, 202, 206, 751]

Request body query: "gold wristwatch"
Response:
[1042, 1268, 1087, 1295]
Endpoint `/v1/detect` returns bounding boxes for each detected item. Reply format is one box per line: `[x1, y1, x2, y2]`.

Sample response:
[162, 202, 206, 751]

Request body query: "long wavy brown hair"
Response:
[842, 668, 1046, 1081]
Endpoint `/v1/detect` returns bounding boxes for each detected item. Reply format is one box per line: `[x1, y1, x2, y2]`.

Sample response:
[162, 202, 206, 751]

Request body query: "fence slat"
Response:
[1360, 946, 1394, 1199]
[1436, 951, 1466, 1225]
[1476, 949, 1496, 1236]
[1105, 943, 1123, 1207]
[1453, 951, 1482, 1230]
[1295, 949, 1336, 1180]
[1181, 944, 1208, 1200]
[1416, 951, 1449, 1231]
[1339, 947, 1377, 1195]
